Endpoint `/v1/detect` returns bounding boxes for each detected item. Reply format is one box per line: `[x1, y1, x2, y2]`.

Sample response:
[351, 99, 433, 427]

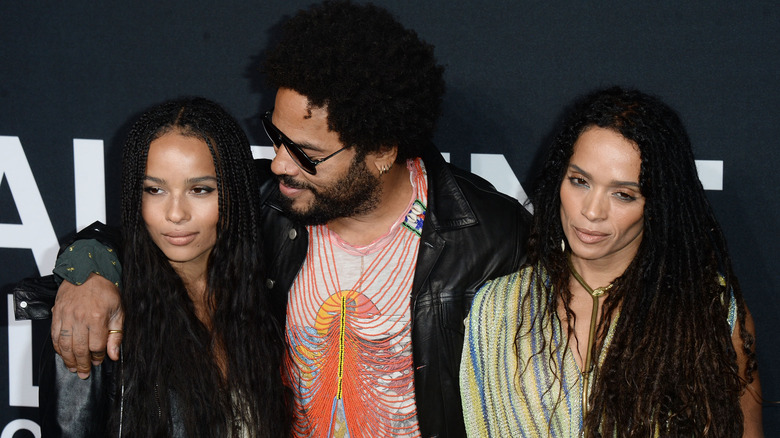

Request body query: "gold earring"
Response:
[379, 163, 391, 175]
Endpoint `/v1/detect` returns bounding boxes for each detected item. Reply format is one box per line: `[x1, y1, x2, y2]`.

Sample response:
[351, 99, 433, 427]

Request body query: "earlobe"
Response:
[372, 145, 398, 175]
[376, 162, 392, 175]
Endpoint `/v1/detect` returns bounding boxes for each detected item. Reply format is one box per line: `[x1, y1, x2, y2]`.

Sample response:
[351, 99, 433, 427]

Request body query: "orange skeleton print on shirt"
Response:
[285, 160, 427, 438]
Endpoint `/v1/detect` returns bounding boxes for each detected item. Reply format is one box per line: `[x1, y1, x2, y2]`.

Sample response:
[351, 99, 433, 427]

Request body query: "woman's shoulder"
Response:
[470, 266, 537, 320]
[480, 265, 537, 294]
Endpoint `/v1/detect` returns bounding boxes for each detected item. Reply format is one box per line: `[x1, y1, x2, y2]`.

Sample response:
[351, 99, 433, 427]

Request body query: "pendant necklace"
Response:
[567, 253, 613, 437]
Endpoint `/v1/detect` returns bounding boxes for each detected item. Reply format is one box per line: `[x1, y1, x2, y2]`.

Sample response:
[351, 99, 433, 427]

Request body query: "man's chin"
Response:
[286, 209, 330, 226]
[277, 194, 327, 226]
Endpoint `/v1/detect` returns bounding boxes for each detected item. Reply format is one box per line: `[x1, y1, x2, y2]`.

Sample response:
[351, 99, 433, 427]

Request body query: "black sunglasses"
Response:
[261, 111, 346, 175]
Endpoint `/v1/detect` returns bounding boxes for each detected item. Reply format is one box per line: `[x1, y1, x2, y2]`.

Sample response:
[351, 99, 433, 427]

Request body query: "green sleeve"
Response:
[53, 239, 122, 288]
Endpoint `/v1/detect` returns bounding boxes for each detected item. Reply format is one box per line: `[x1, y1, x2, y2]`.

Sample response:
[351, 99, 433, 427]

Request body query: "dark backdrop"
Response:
[1, 2, 778, 435]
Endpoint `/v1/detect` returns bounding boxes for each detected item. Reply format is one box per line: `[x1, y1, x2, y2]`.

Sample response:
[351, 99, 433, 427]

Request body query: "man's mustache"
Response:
[278, 175, 312, 191]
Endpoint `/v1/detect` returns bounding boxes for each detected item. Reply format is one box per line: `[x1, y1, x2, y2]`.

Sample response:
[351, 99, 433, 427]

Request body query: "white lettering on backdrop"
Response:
[1, 419, 40, 438]
[0, 136, 59, 275]
[2, 136, 105, 411]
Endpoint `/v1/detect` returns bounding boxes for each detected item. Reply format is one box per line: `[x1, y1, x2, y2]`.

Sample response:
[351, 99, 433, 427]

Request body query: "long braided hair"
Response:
[117, 97, 288, 437]
[521, 87, 756, 436]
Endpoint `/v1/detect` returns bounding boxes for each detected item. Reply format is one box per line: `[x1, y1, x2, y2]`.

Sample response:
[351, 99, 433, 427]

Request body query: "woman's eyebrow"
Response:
[569, 164, 640, 188]
[186, 176, 218, 184]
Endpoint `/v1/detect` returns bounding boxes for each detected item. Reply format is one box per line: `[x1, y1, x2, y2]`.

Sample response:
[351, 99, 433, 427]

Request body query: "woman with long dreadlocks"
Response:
[39, 97, 288, 437]
[460, 87, 762, 436]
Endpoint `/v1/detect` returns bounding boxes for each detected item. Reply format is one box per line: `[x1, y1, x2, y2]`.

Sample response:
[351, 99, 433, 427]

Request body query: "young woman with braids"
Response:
[39, 97, 288, 437]
[460, 87, 762, 436]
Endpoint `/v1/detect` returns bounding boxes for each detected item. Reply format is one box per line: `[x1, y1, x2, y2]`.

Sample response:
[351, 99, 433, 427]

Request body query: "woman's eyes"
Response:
[613, 191, 637, 202]
[191, 186, 216, 195]
[568, 177, 638, 202]
[143, 186, 215, 195]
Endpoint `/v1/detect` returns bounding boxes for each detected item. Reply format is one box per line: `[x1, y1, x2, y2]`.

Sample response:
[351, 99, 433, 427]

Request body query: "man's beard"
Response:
[277, 155, 383, 225]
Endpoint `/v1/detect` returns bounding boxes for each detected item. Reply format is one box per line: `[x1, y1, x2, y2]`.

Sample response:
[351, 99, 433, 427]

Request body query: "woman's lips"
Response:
[574, 226, 608, 244]
[163, 233, 197, 246]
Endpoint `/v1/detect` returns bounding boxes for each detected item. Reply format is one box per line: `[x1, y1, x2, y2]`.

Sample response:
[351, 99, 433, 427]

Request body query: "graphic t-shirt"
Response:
[285, 159, 428, 438]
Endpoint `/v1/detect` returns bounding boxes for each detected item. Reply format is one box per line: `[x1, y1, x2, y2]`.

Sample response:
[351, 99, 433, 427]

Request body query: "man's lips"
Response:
[163, 232, 197, 246]
[278, 177, 309, 197]
[573, 226, 608, 244]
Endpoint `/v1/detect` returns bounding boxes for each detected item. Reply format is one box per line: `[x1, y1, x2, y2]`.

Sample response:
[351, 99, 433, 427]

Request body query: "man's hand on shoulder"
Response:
[51, 273, 124, 379]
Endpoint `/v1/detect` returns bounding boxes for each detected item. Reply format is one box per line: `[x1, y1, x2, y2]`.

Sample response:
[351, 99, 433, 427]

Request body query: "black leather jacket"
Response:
[258, 146, 530, 437]
[14, 275, 120, 437]
[15, 146, 530, 438]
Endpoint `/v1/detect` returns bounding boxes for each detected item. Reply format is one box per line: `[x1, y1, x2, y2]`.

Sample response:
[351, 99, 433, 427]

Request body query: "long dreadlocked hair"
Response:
[521, 86, 756, 436]
[116, 97, 288, 437]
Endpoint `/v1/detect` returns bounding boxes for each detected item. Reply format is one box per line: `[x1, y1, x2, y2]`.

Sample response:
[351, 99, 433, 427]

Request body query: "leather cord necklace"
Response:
[567, 253, 613, 437]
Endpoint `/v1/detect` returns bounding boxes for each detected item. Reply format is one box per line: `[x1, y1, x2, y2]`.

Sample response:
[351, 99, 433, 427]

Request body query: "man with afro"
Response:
[256, 4, 529, 436]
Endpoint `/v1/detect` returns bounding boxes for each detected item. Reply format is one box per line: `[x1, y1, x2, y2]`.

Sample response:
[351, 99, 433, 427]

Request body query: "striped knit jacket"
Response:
[459, 265, 736, 437]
